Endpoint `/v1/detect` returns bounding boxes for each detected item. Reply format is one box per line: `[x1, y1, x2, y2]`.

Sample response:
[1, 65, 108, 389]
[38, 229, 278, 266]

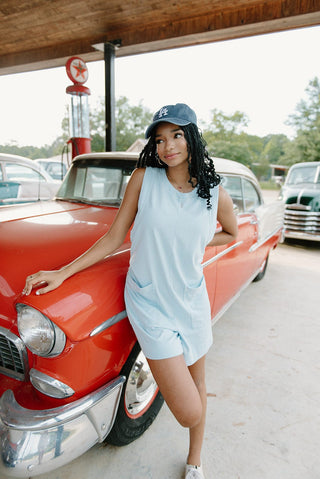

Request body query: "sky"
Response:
[1, 25, 320, 148]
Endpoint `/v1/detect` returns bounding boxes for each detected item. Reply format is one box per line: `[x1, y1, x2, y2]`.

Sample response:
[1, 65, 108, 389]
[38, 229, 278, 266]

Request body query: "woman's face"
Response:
[155, 122, 189, 168]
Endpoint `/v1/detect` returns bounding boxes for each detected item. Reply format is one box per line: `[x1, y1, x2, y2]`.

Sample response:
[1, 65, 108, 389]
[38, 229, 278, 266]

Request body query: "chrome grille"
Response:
[284, 205, 320, 238]
[0, 327, 29, 381]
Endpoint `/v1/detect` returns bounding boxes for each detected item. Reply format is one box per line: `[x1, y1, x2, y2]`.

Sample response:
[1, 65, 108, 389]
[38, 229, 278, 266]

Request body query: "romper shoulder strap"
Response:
[136, 167, 158, 212]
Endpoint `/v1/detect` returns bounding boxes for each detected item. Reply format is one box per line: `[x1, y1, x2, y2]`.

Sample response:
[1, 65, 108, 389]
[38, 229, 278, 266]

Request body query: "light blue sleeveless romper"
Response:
[124, 167, 219, 366]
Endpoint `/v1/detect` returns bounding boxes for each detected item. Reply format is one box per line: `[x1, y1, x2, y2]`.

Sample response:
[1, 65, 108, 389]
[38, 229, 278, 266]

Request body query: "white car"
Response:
[0, 153, 61, 205]
[35, 158, 68, 180]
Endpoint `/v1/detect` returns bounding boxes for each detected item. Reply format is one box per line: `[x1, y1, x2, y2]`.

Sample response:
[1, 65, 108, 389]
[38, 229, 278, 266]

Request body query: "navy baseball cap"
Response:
[145, 103, 197, 138]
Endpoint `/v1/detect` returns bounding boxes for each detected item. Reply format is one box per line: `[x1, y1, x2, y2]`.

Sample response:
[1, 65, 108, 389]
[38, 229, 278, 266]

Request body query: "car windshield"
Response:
[56, 160, 134, 205]
[286, 165, 319, 185]
[44, 162, 67, 180]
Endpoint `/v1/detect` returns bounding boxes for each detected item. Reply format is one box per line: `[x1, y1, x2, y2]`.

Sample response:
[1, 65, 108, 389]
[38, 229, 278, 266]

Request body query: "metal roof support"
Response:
[104, 42, 116, 151]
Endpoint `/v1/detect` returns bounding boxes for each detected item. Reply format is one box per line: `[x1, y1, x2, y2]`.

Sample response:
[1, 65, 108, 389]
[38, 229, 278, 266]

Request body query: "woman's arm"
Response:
[207, 185, 238, 247]
[22, 168, 145, 296]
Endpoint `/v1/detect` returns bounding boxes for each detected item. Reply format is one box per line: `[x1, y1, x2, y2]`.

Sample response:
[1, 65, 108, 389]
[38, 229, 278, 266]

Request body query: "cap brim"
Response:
[145, 118, 191, 138]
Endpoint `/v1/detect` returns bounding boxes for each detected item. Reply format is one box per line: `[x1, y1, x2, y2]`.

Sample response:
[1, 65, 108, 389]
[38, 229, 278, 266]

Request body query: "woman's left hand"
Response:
[22, 269, 67, 296]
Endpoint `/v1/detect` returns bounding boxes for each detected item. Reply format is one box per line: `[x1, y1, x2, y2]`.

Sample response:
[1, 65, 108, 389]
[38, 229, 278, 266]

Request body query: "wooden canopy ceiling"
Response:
[1, 0, 319, 76]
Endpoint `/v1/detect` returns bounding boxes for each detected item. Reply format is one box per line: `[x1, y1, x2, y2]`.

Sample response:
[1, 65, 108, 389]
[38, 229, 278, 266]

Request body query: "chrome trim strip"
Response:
[0, 376, 125, 477]
[286, 204, 312, 211]
[297, 188, 303, 204]
[284, 230, 320, 242]
[110, 247, 131, 257]
[284, 210, 320, 217]
[202, 241, 243, 268]
[90, 310, 127, 337]
[249, 227, 281, 252]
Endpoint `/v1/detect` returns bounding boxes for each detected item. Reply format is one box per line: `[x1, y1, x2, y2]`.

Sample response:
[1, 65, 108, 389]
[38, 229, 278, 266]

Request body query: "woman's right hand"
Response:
[22, 270, 67, 296]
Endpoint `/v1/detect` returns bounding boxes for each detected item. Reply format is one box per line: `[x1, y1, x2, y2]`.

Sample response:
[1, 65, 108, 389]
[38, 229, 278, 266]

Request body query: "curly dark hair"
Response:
[136, 123, 220, 208]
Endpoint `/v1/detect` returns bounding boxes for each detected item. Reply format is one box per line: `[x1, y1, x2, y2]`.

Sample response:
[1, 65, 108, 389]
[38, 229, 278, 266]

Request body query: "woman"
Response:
[23, 103, 238, 479]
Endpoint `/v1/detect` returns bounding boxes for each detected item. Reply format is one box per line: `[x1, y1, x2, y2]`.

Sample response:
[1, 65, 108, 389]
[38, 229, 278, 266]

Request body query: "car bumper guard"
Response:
[0, 376, 125, 477]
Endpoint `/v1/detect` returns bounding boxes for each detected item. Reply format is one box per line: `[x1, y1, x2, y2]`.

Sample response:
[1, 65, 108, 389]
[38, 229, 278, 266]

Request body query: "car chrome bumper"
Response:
[0, 376, 125, 478]
[284, 229, 320, 242]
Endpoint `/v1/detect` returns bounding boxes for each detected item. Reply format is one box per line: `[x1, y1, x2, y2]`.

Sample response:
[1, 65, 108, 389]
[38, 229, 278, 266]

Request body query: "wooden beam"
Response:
[117, 11, 320, 57]
[0, 0, 319, 75]
[108, 0, 319, 49]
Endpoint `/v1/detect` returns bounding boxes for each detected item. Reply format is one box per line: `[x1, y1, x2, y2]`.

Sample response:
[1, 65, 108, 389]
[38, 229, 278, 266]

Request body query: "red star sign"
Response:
[66, 57, 89, 84]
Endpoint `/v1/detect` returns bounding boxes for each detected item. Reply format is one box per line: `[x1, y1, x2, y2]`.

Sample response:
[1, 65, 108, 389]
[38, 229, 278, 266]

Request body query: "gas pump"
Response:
[65, 56, 91, 158]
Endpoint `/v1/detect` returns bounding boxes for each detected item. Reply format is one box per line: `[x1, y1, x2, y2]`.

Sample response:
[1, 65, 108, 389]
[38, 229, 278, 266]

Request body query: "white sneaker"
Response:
[185, 463, 205, 479]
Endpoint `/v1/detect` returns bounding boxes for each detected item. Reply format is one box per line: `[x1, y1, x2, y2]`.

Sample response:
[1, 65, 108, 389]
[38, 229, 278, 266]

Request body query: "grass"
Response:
[259, 180, 281, 190]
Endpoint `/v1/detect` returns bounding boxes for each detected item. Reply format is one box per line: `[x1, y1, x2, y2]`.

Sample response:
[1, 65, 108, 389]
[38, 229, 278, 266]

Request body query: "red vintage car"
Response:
[0, 152, 284, 477]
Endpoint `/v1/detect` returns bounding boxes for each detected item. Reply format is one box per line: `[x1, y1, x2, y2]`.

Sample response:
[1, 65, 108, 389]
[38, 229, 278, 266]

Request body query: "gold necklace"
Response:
[166, 173, 195, 192]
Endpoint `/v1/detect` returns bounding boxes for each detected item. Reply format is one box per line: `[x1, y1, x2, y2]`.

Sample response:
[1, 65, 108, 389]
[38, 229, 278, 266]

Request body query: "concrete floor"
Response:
[13, 238, 316, 479]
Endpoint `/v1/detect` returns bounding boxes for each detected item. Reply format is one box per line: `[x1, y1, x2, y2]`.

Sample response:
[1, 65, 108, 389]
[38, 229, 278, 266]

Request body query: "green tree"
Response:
[202, 109, 255, 166]
[89, 97, 105, 150]
[261, 134, 290, 165]
[283, 77, 320, 165]
[209, 139, 253, 166]
[245, 134, 265, 159]
[249, 134, 290, 180]
[89, 96, 152, 151]
[115, 96, 152, 151]
[0, 141, 53, 160]
[204, 109, 249, 139]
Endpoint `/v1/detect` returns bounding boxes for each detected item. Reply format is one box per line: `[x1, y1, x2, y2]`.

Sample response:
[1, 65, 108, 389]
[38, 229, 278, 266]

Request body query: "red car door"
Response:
[203, 175, 259, 320]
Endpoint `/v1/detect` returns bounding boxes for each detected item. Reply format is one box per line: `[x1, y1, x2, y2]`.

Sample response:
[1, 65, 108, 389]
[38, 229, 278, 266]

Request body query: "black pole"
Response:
[104, 42, 116, 151]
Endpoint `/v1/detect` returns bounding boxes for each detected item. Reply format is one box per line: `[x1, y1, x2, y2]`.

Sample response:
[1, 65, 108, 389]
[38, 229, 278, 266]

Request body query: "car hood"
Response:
[1, 200, 121, 329]
[281, 183, 320, 211]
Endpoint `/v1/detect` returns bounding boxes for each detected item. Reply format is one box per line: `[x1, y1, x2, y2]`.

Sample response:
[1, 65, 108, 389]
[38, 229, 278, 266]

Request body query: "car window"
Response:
[57, 164, 133, 203]
[286, 165, 317, 185]
[119, 174, 132, 198]
[0, 164, 3, 181]
[5, 163, 45, 182]
[45, 163, 66, 179]
[243, 179, 261, 212]
[83, 167, 122, 199]
[220, 175, 243, 212]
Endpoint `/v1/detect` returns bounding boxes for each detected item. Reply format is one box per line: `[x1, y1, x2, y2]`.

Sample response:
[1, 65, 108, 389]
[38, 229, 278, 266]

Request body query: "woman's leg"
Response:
[187, 355, 207, 466]
[147, 354, 207, 467]
[147, 354, 203, 429]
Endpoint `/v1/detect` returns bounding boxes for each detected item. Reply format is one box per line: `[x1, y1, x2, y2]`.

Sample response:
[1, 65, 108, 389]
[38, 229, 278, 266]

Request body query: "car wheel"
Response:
[253, 254, 269, 282]
[106, 342, 164, 446]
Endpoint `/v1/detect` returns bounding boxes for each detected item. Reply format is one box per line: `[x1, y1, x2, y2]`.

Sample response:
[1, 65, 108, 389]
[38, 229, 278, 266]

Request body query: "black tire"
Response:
[253, 254, 269, 282]
[106, 342, 164, 446]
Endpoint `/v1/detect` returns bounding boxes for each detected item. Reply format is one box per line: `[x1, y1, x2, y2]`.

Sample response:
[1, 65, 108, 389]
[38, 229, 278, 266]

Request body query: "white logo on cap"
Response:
[157, 107, 169, 118]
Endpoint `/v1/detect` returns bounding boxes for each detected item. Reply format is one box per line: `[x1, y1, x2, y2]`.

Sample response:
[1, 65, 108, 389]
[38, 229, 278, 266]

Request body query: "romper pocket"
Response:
[126, 272, 153, 295]
[184, 277, 210, 326]
[125, 273, 157, 328]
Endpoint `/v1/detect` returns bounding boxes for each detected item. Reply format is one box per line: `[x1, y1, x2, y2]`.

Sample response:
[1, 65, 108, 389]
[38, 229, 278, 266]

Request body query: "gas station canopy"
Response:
[1, 0, 320, 76]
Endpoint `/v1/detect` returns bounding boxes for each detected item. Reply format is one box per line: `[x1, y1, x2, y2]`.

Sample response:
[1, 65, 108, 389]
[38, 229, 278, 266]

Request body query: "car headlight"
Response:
[17, 304, 66, 357]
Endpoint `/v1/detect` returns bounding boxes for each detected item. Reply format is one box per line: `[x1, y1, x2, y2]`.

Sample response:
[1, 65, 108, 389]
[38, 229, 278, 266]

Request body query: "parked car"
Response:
[0, 153, 61, 205]
[0, 152, 284, 477]
[279, 161, 320, 241]
[35, 158, 68, 180]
